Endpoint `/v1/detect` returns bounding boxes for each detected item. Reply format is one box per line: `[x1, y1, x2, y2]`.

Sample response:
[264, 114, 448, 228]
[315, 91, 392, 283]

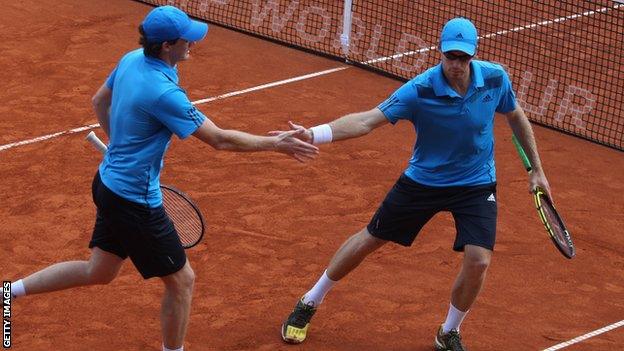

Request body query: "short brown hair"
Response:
[138, 25, 179, 58]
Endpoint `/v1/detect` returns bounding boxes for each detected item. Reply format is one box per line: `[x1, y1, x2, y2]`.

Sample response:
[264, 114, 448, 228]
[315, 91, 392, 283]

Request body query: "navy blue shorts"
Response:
[89, 172, 186, 279]
[367, 174, 497, 251]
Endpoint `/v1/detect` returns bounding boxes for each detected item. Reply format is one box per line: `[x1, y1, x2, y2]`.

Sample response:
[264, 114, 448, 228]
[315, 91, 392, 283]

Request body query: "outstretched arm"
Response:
[505, 105, 551, 196]
[325, 107, 390, 142]
[192, 118, 319, 162]
[274, 107, 389, 144]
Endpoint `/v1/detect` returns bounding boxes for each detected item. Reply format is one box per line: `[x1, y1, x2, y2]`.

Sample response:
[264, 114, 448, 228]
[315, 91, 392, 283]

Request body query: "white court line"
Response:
[368, 3, 624, 64]
[542, 319, 624, 350]
[192, 66, 348, 104]
[482, 4, 624, 40]
[0, 67, 348, 152]
[0, 124, 99, 152]
[0, 3, 620, 153]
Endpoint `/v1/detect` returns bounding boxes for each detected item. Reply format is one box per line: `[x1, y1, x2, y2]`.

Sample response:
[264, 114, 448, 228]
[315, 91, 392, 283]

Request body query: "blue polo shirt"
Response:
[378, 60, 516, 187]
[99, 49, 206, 207]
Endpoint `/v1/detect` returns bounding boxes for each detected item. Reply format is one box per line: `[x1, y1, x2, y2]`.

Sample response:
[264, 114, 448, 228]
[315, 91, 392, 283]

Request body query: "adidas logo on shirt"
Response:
[487, 193, 496, 202]
[482, 94, 493, 102]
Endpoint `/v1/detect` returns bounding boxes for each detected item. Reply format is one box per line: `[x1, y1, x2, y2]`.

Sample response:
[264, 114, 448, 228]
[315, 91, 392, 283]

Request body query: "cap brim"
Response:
[181, 20, 208, 42]
[441, 41, 476, 56]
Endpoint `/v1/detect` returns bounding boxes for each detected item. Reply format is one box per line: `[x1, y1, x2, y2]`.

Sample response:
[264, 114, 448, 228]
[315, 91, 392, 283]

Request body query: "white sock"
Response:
[162, 344, 183, 351]
[442, 303, 468, 333]
[302, 270, 336, 307]
[11, 279, 26, 298]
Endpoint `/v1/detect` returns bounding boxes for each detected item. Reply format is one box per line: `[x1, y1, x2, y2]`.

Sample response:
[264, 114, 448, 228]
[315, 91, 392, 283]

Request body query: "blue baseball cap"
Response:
[440, 18, 478, 56]
[142, 6, 208, 43]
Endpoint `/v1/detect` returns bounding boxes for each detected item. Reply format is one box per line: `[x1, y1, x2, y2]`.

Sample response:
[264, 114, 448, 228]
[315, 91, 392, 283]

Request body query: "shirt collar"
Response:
[144, 54, 179, 85]
[431, 61, 484, 97]
[471, 61, 484, 89]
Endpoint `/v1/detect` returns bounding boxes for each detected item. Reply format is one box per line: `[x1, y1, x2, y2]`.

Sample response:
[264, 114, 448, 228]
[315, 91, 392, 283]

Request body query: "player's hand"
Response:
[273, 129, 319, 162]
[268, 121, 313, 143]
[529, 168, 551, 199]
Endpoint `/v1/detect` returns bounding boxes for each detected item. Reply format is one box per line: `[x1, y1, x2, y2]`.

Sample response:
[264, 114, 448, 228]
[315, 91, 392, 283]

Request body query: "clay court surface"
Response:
[1, 0, 623, 350]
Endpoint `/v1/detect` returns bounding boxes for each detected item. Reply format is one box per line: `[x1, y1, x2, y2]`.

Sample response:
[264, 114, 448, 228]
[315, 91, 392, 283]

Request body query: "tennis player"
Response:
[278, 17, 550, 351]
[7, 5, 317, 351]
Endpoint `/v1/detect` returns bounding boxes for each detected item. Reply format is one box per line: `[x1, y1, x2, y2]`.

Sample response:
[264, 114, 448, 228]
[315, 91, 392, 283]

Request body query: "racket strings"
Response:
[542, 205, 566, 240]
[162, 187, 203, 248]
[538, 195, 575, 257]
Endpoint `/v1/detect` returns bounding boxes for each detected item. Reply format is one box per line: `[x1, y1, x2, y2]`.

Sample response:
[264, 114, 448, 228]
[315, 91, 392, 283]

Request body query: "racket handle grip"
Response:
[86, 131, 108, 154]
[512, 134, 532, 172]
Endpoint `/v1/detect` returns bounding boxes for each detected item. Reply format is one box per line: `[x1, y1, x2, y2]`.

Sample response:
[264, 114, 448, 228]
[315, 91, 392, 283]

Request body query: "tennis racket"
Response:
[512, 134, 575, 259]
[86, 131, 205, 249]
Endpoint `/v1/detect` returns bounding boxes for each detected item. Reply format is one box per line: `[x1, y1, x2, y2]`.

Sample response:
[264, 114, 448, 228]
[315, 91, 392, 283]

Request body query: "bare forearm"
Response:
[94, 105, 110, 136]
[213, 129, 276, 151]
[507, 109, 543, 172]
[328, 114, 370, 141]
[92, 84, 112, 137]
[323, 109, 387, 142]
[193, 118, 318, 162]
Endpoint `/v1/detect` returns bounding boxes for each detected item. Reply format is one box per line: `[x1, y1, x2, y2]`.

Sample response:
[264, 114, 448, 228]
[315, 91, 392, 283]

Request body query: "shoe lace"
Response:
[445, 330, 465, 351]
[290, 304, 315, 327]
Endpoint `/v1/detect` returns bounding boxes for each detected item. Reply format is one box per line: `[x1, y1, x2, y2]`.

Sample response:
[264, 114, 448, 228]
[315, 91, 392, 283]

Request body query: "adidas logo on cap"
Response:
[456, 33, 464, 39]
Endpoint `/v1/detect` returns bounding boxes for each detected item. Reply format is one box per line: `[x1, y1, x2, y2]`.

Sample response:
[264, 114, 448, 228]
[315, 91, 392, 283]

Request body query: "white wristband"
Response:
[310, 124, 332, 144]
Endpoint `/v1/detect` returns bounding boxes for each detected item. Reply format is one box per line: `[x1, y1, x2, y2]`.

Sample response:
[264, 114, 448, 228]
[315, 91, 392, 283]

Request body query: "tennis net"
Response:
[136, 0, 624, 150]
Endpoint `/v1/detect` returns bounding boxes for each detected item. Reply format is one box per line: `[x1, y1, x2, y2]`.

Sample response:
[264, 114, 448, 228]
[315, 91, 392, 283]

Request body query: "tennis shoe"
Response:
[281, 297, 317, 344]
[434, 324, 467, 351]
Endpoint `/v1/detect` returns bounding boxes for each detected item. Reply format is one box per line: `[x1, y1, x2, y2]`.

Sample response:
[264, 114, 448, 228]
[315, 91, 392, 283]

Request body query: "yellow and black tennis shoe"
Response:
[281, 298, 317, 344]
[434, 324, 467, 351]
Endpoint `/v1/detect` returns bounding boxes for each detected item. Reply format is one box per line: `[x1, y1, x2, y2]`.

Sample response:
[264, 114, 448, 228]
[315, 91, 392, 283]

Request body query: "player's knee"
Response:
[464, 256, 491, 275]
[168, 264, 195, 295]
[181, 266, 195, 290]
[357, 228, 386, 251]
